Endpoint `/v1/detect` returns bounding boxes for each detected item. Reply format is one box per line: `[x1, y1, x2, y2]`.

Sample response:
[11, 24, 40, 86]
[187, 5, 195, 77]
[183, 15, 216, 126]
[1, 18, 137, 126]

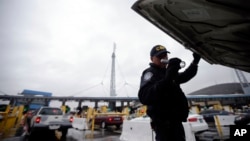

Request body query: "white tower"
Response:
[110, 43, 117, 97]
[108, 43, 117, 111]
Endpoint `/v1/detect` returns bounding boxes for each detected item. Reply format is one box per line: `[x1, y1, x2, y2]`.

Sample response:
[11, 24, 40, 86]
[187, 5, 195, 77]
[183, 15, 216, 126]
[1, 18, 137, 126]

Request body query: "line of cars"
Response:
[22, 105, 250, 141]
[92, 108, 235, 133]
[25, 107, 226, 136]
[93, 108, 241, 132]
[22, 106, 124, 140]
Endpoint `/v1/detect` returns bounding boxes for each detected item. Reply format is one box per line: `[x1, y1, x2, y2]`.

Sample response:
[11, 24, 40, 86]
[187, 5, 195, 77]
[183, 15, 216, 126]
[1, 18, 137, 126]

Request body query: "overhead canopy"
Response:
[132, 0, 250, 72]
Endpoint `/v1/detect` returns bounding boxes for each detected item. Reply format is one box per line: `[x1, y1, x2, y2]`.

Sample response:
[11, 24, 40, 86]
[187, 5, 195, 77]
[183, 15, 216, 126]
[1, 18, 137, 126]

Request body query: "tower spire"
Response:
[110, 43, 116, 97]
[108, 43, 117, 111]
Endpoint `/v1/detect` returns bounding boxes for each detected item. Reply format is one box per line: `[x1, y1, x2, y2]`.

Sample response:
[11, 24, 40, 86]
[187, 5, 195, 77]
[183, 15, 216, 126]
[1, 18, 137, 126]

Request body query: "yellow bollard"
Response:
[100, 105, 107, 113]
[61, 105, 66, 114]
[16, 105, 24, 128]
[214, 115, 223, 138]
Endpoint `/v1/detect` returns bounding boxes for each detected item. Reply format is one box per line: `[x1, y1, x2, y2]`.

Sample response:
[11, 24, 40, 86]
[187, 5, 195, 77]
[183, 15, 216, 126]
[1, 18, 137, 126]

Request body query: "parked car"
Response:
[0, 104, 8, 112]
[92, 113, 123, 129]
[187, 112, 209, 133]
[234, 109, 250, 125]
[199, 109, 234, 123]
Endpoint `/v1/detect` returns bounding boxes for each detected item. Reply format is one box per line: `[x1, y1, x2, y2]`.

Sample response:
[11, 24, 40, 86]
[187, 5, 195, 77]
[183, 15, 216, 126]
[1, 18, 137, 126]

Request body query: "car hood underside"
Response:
[132, 0, 250, 73]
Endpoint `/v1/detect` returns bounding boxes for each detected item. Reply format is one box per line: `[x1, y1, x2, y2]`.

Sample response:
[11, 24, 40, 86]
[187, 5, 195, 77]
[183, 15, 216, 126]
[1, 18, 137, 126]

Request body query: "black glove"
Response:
[168, 58, 182, 70]
[165, 58, 181, 80]
[192, 52, 201, 65]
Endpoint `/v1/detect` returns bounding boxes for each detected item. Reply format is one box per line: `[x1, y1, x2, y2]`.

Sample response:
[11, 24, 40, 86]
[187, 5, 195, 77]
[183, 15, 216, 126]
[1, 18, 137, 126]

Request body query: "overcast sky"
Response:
[1, 0, 249, 99]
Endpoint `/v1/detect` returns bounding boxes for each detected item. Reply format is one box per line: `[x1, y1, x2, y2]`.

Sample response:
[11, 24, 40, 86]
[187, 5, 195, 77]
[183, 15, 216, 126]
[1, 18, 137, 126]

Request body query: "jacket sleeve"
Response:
[176, 63, 198, 84]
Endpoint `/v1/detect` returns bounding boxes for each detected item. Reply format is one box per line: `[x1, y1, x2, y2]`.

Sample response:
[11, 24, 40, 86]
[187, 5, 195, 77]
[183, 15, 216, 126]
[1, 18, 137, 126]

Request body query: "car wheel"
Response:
[60, 129, 68, 141]
[101, 121, 106, 129]
[28, 129, 36, 141]
[116, 124, 120, 130]
[15, 126, 24, 136]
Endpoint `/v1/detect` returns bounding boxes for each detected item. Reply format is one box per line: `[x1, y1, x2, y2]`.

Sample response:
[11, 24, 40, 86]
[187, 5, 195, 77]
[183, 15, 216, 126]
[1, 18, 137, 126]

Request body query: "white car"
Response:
[187, 112, 209, 133]
[28, 106, 73, 140]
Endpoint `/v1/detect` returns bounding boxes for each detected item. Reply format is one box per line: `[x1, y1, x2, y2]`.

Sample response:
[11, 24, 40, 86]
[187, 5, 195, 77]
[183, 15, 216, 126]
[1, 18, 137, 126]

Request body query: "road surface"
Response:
[2, 127, 121, 141]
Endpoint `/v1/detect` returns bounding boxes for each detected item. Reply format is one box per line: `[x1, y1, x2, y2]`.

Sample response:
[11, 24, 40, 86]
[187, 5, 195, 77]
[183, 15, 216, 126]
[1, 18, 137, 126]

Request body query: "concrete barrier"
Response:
[183, 122, 196, 141]
[67, 128, 86, 141]
[72, 117, 89, 130]
[67, 117, 94, 141]
[120, 119, 153, 141]
[214, 115, 236, 138]
[119, 118, 196, 141]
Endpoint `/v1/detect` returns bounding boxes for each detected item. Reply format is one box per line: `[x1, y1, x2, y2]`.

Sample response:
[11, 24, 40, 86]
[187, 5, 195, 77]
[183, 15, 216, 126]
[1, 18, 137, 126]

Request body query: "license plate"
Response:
[49, 125, 60, 130]
[235, 117, 241, 121]
[114, 117, 121, 120]
[199, 119, 203, 123]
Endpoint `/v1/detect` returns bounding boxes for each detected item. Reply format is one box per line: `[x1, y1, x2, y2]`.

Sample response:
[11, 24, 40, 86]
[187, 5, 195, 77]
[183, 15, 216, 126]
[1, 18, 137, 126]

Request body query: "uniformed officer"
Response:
[138, 45, 201, 141]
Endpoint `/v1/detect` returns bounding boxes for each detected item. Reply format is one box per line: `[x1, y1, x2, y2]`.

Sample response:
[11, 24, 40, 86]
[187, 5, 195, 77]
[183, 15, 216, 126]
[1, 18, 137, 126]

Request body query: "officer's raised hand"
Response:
[168, 58, 182, 70]
[166, 57, 181, 80]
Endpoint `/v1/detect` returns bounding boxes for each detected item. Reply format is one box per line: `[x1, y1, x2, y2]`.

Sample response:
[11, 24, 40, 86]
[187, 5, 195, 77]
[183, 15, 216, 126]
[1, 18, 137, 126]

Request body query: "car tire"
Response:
[15, 126, 24, 136]
[116, 124, 120, 130]
[28, 129, 36, 141]
[61, 129, 68, 141]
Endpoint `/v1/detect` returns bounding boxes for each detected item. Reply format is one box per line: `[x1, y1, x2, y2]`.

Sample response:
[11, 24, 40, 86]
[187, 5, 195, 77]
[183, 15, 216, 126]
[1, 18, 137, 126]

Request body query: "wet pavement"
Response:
[2, 128, 121, 141]
[2, 136, 121, 141]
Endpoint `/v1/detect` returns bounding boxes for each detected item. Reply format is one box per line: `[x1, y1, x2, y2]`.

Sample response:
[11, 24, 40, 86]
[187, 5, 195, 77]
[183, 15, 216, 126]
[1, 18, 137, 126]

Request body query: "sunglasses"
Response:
[157, 53, 167, 59]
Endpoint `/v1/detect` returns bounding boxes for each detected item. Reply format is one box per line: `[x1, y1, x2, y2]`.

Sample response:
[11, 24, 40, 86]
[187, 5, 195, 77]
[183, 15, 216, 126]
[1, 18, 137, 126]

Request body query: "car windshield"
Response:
[189, 111, 196, 115]
[200, 110, 218, 114]
[0, 104, 7, 112]
[40, 108, 63, 115]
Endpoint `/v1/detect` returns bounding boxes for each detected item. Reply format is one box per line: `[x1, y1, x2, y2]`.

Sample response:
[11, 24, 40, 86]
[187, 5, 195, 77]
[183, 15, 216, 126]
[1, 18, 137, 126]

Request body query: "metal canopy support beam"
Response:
[1, 94, 250, 108]
[94, 101, 98, 109]
[235, 69, 250, 94]
[78, 101, 82, 108]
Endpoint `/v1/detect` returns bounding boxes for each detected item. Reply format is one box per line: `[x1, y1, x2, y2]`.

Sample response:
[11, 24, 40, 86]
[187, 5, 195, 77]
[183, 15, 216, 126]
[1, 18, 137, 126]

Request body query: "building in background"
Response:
[15, 89, 52, 110]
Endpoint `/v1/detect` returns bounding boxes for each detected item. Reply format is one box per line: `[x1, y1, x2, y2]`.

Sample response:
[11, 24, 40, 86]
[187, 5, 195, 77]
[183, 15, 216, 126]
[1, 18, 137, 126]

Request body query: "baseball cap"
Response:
[150, 45, 170, 57]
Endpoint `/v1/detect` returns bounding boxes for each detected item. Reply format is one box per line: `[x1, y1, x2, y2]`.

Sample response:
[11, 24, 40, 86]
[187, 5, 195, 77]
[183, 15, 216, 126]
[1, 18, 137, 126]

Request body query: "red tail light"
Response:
[188, 117, 198, 122]
[69, 116, 73, 122]
[35, 117, 41, 123]
[108, 117, 112, 121]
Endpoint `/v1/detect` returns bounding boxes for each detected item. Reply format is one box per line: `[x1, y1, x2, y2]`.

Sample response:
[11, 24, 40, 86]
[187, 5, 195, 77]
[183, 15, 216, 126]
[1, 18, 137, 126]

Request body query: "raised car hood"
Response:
[132, 0, 250, 73]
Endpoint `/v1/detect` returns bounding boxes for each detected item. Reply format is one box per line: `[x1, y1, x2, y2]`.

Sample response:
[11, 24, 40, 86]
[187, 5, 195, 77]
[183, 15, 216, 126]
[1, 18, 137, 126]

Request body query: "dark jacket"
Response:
[138, 62, 198, 122]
